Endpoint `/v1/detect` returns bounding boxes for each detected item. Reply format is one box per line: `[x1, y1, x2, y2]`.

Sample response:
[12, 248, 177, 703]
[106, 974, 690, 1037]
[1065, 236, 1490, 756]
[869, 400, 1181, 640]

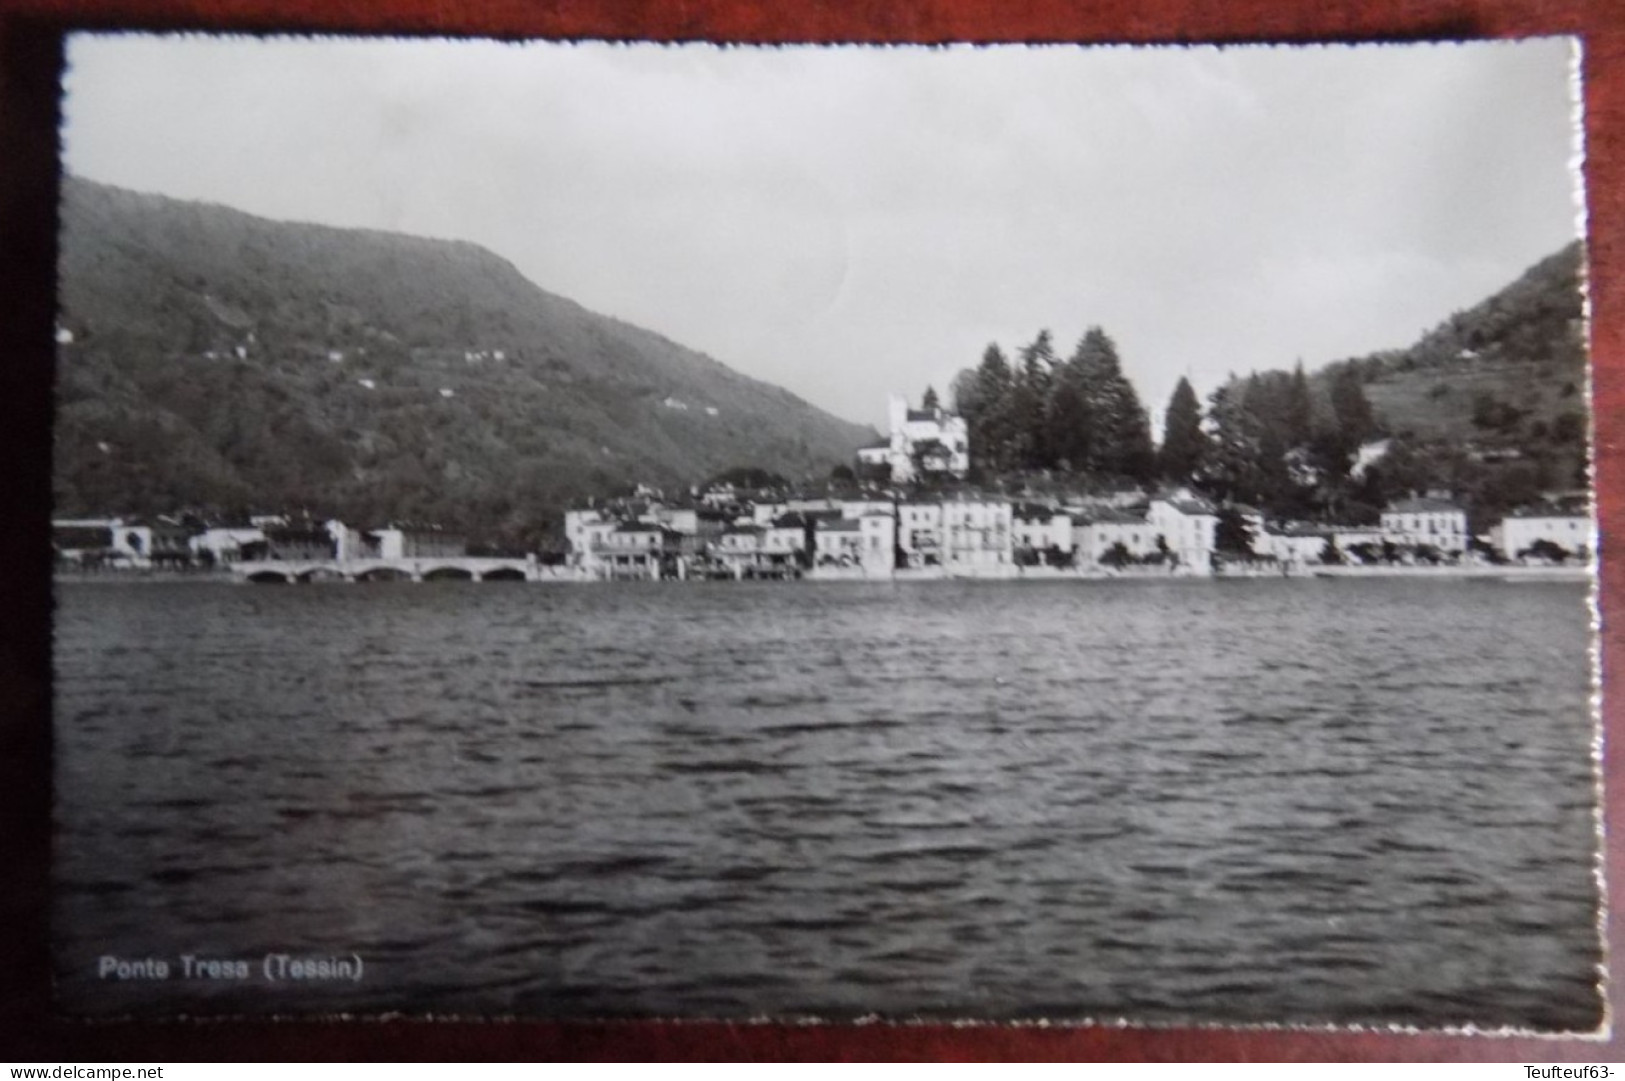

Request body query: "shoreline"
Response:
[53, 569, 235, 584]
[52, 564, 1594, 585]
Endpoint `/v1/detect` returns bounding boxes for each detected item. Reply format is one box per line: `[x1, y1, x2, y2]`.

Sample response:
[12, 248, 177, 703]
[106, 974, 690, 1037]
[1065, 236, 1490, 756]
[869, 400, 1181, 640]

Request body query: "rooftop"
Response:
[1155, 497, 1218, 516]
[1506, 505, 1593, 519]
[1386, 497, 1464, 514]
[1072, 508, 1146, 526]
[1012, 502, 1060, 522]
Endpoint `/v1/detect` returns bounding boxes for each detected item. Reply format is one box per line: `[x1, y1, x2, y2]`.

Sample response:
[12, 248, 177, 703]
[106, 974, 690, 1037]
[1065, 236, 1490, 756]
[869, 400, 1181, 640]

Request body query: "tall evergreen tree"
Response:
[965, 343, 1015, 473]
[1286, 361, 1314, 447]
[1330, 366, 1378, 451]
[922, 384, 940, 412]
[1070, 327, 1154, 481]
[1246, 375, 1295, 507]
[949, 368, 982, 417]
[1045, 357, 1093, 471]
[1016, 330, 1058, 469]
[1157, 376, 1204, 482]
[1202, 378, 1264, 502]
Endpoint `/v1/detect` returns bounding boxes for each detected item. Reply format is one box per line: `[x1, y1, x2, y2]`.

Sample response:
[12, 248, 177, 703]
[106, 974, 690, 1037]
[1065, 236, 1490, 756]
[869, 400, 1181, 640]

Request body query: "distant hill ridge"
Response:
[1321, 241, 1586, 446]
[1203, 240, 1590, 526]
[53, 178, 875, 547]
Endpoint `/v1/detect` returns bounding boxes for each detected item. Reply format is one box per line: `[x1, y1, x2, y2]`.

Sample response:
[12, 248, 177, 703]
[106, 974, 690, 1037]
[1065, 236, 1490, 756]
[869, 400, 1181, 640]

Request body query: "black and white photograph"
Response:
[50, 34, 1601, 1031]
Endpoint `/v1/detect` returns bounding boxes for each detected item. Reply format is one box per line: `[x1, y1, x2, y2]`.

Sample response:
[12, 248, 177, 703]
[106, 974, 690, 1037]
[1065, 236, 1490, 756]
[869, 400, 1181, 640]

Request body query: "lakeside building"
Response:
[940, 497, 1015, 571]
[814, 517, 865, 567]
[1331, 526, 1385, 552]
[594, 520, 686, 580]
[1013, 504, 1074, 562]
[362, 524, 466, 560]
[1071, 507, 1155, 567]
[750, 497, 845, 525]
[895, 500, 943, 567]
[53, 516, 193, 568]
[1146, 492, 1219, 570]
[1258, 522, 1332, 567]
[856, 394, 970, 484]
[563, 508, 618, 576]
[858, 513, 898, 572]
[56, 513, 472, 571]
[190, 524, 266, 565]
[1233, 505, 1267, 545]
[1062, 491, 1218, 575]
[1380, 494, 1469, 555]
[53, 518, 135, 566]
[260, 522, 338, 561]
[1491, 507, 1594, 560]
[712, 519, 806, 579]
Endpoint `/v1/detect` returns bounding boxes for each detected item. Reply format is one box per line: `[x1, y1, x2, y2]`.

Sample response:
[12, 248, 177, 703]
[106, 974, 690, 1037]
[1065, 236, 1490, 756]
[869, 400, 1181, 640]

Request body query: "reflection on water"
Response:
[53, 579, 1601, 1028]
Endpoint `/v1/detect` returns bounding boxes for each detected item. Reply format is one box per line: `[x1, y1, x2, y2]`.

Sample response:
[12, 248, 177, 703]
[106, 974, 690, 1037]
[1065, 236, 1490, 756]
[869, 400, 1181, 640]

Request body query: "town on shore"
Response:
[53, 393, 1593, 584]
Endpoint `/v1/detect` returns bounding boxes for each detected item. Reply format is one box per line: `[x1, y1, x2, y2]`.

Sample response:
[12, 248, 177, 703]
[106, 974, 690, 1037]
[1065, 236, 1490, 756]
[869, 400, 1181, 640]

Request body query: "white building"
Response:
[1066, 493, 1216, 575]
[1331, 526, 1385, 554]
[940, 498, 1013, 571]
[1381, 495, 1469, 554]
[564, 508, 620, 576]
[858, 512, 898, 572]
[1012, 504, 1074, 561]
[1146, 491, 1219, 573]
[653, 506, 699, 536]
[751, 497, 842, 525]
[189, 525, 265, 565]
[814, 518, 865, 566]
[1259, 523, 1331, 567]
[838, 498, 895, 520]
[763, 515, 809, 559]
[1072, 508, 1157, 567]
[712, 522, 803, 578]
[593, 521, 675, 580]
[53, 518, 148, 566]
[875, 394, 971, 483]
[1493, 509, 1594, 561]
[362, 524, 465, 561]
[896, 500, 945, 567]
[325, 519, 364, 562]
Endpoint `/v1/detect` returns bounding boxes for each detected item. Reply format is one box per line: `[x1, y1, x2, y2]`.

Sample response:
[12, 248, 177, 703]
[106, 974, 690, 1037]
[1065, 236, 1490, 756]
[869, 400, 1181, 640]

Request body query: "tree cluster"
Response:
[950, 327, 1155, 482]
[1197, 363, 1378, 515]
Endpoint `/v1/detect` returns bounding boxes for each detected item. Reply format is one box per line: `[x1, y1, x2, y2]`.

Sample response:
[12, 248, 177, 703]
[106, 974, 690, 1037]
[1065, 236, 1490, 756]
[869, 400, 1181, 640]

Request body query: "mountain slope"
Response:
[53, 178, 875, 545]
[1322, 241, 1587, 453]
[1195, 242, 1586, 526]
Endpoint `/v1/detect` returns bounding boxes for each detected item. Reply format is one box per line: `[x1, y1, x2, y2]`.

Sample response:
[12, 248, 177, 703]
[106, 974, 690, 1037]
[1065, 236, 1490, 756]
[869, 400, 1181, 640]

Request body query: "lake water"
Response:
[52, 578, 1602, 1029]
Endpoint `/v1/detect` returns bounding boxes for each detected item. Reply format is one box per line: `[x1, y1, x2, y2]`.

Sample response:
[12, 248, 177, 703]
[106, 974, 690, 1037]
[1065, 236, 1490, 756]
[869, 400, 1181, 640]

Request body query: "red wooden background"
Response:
[0, 0, 1619, 1062]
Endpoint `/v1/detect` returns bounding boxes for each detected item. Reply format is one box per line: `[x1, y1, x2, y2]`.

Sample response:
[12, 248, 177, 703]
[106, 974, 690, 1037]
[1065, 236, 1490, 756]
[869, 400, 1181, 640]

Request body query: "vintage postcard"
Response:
[50, 34, 1601, 1031]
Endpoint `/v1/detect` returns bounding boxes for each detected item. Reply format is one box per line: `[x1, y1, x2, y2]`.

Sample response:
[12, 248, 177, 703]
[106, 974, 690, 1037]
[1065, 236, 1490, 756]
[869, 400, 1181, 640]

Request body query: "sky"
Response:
[60, 35, 1584, 432]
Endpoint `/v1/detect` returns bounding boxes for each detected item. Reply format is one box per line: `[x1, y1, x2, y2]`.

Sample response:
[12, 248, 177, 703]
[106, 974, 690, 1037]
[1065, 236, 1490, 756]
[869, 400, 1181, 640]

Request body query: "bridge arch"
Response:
[246, 570, 291, 584]
[355, 566, 412, 583]
[480, 566, 527, 581]
[420, 565, 475, 581]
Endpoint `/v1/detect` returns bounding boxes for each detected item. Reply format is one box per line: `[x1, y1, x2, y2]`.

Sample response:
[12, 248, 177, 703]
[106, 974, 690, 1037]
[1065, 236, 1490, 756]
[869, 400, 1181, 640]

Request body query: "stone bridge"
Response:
[232, 557, 581, 584]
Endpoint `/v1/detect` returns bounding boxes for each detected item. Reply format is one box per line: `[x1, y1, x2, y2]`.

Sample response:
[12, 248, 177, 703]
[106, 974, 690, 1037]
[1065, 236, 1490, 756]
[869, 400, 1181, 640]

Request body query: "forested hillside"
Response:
[1197, 242, 1588, 527]
[53, 178, 874, 548]
[942, 242, 1587, 530]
